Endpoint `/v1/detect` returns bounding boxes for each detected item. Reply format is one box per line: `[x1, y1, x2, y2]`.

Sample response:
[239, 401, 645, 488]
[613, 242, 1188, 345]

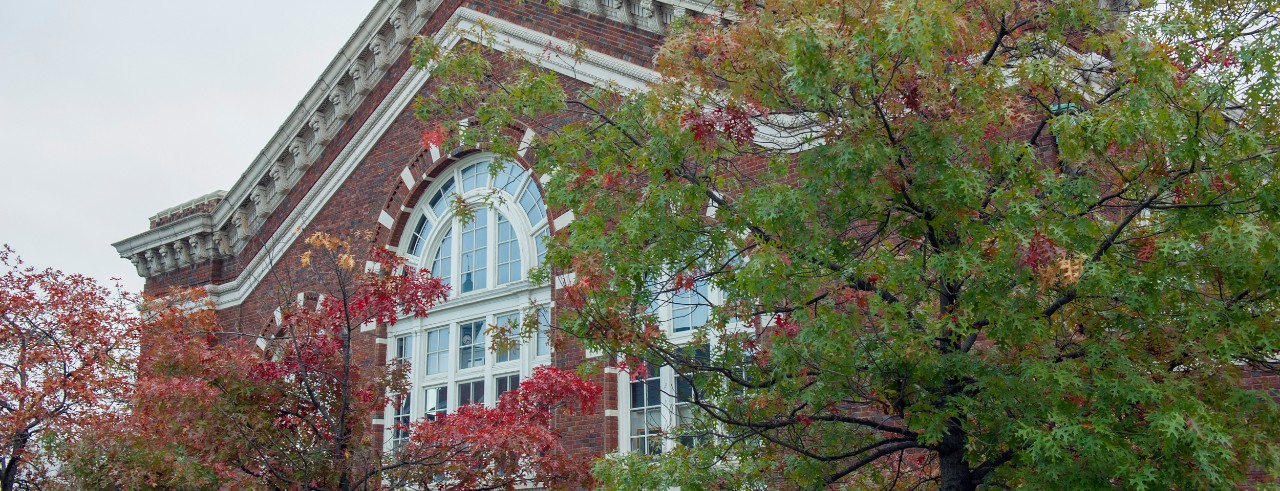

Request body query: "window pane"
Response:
[458, 320, 486, 369]
[460, 162, 489, 192]
[630, 406, 662, 455]
[407, 216, 431, 257]
[494, 161, 526, 196]
[496, 214, 521, 285]
[495, 312, 520, 363]
[519, 183, 546, 224]
[459, 380, 485, 406]
[535, 307, 551, 357]
[677, 403, 706, 448]
[395, 334, 413, 361]
[429, 177, 455, 217]
[432, 229, 453, 287]
[535, 228, 548, 266]
[672, 281, 709, 332]
[389, 391, 409, 444]
[496, 373, 521, 400]
[676, 375, 693, 402]
[630, 365, 660, 409]
[392, 393, 411, 446]
[459, 212, 487, 293]
[425, 328, 448, 375]
[425, 386, 447, 420]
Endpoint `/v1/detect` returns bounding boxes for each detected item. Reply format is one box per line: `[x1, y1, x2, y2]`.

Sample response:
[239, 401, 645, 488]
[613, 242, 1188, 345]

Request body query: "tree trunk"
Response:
[2, 459, 15, 491]
[2, 430, 31, 491]
[938, 421, 976, 491]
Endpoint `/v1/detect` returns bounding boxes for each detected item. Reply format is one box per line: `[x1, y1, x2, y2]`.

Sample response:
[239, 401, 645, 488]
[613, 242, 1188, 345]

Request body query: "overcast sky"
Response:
[0, 1, 378, 293]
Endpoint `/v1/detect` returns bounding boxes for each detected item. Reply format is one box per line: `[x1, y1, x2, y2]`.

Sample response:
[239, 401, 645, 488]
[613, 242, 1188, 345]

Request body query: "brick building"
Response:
[111, 0, 703, 462]
[111, 0, 1280, 485]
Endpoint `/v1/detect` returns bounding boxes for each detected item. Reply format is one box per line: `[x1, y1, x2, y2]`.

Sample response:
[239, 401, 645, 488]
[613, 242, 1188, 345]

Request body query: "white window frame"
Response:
[403, 155, 549, 301]
[384, 154, 554, 450]
[616, 280, 726, 454]
[386, 305, 553, 443]
[424, 327, 449, 376]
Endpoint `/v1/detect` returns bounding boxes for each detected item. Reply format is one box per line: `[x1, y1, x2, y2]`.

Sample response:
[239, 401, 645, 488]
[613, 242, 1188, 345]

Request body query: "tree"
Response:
[416, 0, 1280, 488]
[0, 246, 136, 491]
[60, 233, 599, 490]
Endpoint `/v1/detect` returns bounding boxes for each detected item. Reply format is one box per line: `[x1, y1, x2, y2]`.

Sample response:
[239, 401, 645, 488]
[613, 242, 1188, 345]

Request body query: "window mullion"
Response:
[484, 313, 495, 407]
[661, 366, 677, 453]
[448, 321, 459, 411]
[488, 209, 497, 288]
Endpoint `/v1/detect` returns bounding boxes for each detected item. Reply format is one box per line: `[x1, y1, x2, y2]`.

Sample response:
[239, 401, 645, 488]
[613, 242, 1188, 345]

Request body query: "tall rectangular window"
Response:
[458, 379, 485, 407]
[424, 328, 448, 375]
[424, 385, 447, 421]
[392, 393, 411, 448]
[672, 282, 710, 333]
[675, 374, 708, 448]
[459, 212, 488, 293]
[676, 346, 710, 447]
[495, 312, 520, 363]
[394, 334, 414, 362]
[535, 307, 551, 357]
[458, 320, 486, 369]
[629, 364, 662, 455]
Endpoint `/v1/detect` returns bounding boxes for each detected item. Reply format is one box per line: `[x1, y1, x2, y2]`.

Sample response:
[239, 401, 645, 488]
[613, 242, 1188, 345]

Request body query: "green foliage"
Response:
[415, 0, 1280, 488]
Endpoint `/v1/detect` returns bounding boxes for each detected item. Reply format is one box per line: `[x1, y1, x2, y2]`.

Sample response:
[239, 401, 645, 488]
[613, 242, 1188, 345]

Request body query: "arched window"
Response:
[386, 154, 552, 450]
[403, 157, 549, 294]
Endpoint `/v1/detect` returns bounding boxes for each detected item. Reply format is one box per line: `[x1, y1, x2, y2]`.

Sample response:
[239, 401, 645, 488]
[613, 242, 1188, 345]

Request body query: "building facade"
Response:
[112, 0, 1280, 485]
[112, 0, 707, 462]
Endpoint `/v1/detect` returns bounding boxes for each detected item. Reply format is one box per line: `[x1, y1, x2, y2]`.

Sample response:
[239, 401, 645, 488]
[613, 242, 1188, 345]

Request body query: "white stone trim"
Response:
[553, 210, 576, 230]
[517, 127, 537, 158]
[205, 8, 653, 308]
[211, 0, 429, 227]
[379, 210, 397, 229]
[450, 10, 658, 91]
[113, 214, 215, 257]
[554, 272, 578, 289]
[400, 166, 417, 189]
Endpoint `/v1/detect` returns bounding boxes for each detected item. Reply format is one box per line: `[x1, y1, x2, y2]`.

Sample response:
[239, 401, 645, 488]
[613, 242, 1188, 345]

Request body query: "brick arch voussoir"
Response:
[374, 121, 547, 253]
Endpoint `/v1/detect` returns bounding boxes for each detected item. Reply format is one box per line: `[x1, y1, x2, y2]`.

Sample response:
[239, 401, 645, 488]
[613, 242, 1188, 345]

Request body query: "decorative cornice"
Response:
[448, 9, 659, 90]
[148, 190, 226, 226]
[115, 0, 687, 292]
[114, 213, 214, 259]
[116, 0, 728, 282]
[203, 8, 657, 308]
[209, 0, 432, 231]
[115, 0, 436, 276]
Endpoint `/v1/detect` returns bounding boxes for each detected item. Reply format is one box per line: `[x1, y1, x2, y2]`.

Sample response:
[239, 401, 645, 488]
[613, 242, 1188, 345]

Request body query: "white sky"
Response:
[0, 1, 379, 294]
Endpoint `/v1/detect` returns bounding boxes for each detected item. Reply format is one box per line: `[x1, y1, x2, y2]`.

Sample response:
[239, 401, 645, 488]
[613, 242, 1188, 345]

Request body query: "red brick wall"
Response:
[141, 0, 664, 459]
[137, 0, 1280, 477]
[142, 0, 663, 298]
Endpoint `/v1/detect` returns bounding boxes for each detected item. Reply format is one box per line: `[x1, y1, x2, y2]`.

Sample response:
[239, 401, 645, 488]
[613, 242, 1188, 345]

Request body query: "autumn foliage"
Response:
[413, 0, 1280, 487]
[52, 233, 598, 490]
[0, 246, 136, 491]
